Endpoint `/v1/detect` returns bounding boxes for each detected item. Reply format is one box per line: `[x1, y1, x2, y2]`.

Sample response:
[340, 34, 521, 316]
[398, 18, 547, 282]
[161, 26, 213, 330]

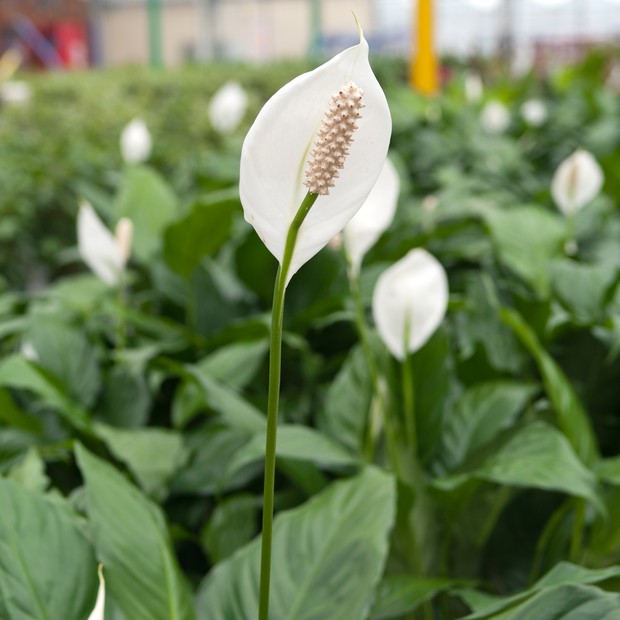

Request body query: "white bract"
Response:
[480, 100, 510, 134]
[521, 99, 548, 126]
[120, 118, 152, 164]
[0, 80, 31, 105]
[464, 71, 483, 103]
[78, 202, 133, 286]
[372, 249, 448, 360]
[240, 29, 391, 285]
[87, 565, 105, 620]
[551, 149, 604, 216]
[343, 157, 400, 275]
[209, 81, 248, 134]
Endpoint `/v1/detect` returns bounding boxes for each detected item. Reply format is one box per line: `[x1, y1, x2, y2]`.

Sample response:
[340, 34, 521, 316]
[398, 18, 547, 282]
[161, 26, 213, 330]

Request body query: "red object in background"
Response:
[53, 21, 88, 69]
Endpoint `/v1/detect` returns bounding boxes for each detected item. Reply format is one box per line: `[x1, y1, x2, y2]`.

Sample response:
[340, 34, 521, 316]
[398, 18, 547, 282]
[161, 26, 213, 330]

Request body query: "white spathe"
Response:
[551, 149, 604, 216]
[240, 30, 392, 285]
[521, 99, 548, 126]
[0, 80, 31, 105]
[77, 202, 132, 286]
[87, 565, 105, 620]
[372, 249, 449, 360]
[209, 81, 248, 134]
[343, 157, 400, 275]
[464, 71, 483, 103]
[120, 118, 152, 165]
[480, 100, 510, 134]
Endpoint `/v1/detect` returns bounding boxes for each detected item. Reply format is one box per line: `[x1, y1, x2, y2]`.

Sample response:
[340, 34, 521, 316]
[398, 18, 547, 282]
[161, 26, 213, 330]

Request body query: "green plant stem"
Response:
[347, 267, 400, 475]
[401, 349, 417, 456]
[116, 273, 127, 352]
[570, 498, 586, 563]
[258, 192, 318, 620]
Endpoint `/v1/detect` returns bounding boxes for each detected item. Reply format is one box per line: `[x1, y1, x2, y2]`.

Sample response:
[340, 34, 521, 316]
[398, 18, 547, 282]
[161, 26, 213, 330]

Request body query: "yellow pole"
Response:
[411, 0, 438, 95]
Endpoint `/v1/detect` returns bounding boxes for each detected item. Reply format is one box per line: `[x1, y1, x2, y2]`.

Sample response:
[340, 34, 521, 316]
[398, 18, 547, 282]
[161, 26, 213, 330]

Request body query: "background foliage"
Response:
[1, 49, 620, 619]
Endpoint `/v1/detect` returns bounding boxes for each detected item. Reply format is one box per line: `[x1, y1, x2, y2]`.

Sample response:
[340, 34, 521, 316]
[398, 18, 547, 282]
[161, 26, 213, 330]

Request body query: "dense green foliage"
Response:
[1, 50, 620, 619]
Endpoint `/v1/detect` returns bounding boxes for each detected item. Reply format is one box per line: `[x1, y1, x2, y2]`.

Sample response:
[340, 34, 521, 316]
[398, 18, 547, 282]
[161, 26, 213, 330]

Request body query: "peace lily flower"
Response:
[464, 71, 483, 103]
[372, 249, 448, 360]
[521, 98, 548, 126]
[208, 81, 248, 134]
[77, 202, 133, 286]
[120, 118, 152, 165]
[551, 149, 604, 216]
[343, 157, 400, 275]
[0, 80, 31, 105]
[244, 24, 391, 620]
[480, 100, 510, 134]
[87, 565, 105, 620]
[240, 28, 391, 286]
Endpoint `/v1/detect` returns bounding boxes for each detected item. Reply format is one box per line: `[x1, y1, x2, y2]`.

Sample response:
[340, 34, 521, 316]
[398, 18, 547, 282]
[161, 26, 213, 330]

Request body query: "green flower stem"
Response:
[402, 349, 417, 457]
[347, 266, 400, 475]
[258, 191, 318, 620]
[570, 498, 586, 563]
[116, 272, 127, 352]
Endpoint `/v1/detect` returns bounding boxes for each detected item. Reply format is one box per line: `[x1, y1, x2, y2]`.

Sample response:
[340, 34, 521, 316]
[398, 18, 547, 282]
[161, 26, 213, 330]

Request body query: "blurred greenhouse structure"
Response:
[2, 0, 620, 70]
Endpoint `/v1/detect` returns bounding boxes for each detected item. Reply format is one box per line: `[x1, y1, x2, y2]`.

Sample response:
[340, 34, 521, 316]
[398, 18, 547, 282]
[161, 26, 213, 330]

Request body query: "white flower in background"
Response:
[0, 80, 31, 105]
[77, 202, 134, 286]
[521, 99, 548, 127]
[480, 100, 510, 134]
[120, 118, 152, 164]
[87, 565, 105, 620]
[372, 249, 449, 360]
[464, 71, 483, 103]
[343, 158, 400, 275]
[20, 341, 39, 362]
[208, 81, 248, 134]
[551, 149, 604, 216]
[240, 28, 391, 285]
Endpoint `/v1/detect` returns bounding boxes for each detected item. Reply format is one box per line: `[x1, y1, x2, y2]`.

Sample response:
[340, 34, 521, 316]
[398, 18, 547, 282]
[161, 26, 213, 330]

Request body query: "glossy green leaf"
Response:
[164, 192, 240, 276]
[485, 205, 565, 298]
[223, 424, 358, 484]
[0, 478, 98, 620]
[501, 307, 598, 464]
[7, 447, 49, 493]
[370, 576, 459, 619]
[440, 381, 537, 469]
[196, 467, 396, 620]
[95, 423, 188, 499]
[113, 165, 178, 260]
[75, 443, 195, 620]
[434, 422, 602, 511]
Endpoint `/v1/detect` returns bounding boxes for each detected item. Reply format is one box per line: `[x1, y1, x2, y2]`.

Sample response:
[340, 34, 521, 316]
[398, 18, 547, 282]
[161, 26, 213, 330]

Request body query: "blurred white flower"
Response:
[120, 118, 152, 165]
[87, 565, 105, 620]
[20, 341, 38, 362]
[343, 158, 400, 275]
[0, 80, 31, 105]
[422, 195, 439, 213]
[521, 99, 548, 127]
[372, 249, 448, 360]
[551, 149, 604, 216]
[241, 30, 391, 285]
[480, 100, 510, 134]
[209, 81, 248, 134]
[78, 202, 133, 286]
[464, 71, 483, 103]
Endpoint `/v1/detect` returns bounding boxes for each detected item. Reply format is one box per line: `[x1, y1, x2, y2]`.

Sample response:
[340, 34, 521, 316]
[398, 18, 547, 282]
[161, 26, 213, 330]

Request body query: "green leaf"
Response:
[370, 576, 459, 620]
[100, 364, 151, 428]
[595, 456, 620, 485]
[196, 467, 395, 620]
[94, 423, 188, 499]
[223, 424, 358, 484]
[440, 381, 537, 469]
[0, 387, 42, 433]
[7, 447, 49, 493]
[551, 259, 619, 324]
[501, 307, 598, 464]
[26, 307, 101, 408]
[318, 343, 371, 455]
[460, 562, 620, 618]
[0, 478, 98, 620]
[197, 339, 268, 390]
[164, 192, 240, 277]
[434, 422, 602, 511]
[485, 205, 566, 297]
[202, 494, 261, 564]
[465, 584, 620, 620]
[0, 355, 91, 432]
[113, 165, 178, 260]
[75, 443, 195, 620]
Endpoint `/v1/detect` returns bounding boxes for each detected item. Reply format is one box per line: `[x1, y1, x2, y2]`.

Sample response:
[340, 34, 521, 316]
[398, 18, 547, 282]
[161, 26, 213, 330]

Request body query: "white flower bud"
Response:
[551, 149, 603, 216]
[120, 118, 152, 165]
